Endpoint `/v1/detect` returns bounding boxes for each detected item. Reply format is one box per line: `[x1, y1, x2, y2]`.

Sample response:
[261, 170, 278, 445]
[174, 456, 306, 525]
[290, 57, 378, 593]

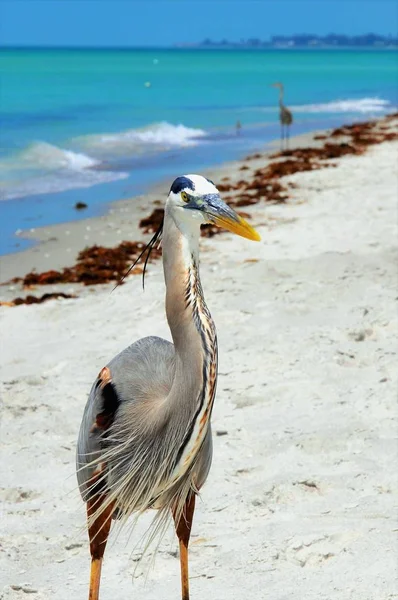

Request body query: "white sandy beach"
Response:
[1, 132, 397, 599]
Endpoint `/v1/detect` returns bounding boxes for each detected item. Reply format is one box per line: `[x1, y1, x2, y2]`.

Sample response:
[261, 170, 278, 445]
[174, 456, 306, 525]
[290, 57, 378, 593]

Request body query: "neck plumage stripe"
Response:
[171, 256, 218, 479]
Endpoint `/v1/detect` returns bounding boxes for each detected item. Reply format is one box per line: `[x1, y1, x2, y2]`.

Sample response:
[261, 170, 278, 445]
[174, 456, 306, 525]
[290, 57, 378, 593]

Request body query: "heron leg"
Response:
[173, 493, 196, 600]
[287, 126, 290, 149]
[280, 124, 284, 150]
[86, 496, 114, 600]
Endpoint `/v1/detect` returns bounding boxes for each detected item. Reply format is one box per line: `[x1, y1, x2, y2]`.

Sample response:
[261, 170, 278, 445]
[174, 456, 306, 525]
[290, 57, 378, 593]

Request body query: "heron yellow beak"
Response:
[211, 211, 261, 241]
[198, 193, 261, 242]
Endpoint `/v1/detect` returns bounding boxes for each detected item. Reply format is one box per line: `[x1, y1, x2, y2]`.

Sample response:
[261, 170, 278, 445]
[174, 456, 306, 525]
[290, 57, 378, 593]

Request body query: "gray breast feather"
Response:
[108, 336, 175, 404]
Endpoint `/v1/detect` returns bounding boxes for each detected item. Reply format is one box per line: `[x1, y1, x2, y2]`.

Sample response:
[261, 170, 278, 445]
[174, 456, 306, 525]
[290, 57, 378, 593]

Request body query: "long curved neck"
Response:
[161, 206, 218, 470]
[162, 207, 215, 368]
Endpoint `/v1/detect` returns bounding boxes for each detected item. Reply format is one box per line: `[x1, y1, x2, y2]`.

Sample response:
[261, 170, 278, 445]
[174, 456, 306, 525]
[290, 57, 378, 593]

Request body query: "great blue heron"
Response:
[76, 174, 260, 600]
[271, 82, 293, 150]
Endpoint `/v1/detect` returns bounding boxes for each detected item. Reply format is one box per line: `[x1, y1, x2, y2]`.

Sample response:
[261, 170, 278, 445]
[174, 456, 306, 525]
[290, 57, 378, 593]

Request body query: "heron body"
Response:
[76, 174, 260, 599]
[272, 82, 293, 150]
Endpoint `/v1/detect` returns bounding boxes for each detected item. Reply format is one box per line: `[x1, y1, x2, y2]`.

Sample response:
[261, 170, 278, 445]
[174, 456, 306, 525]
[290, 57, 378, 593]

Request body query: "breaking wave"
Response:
[18, 141, 100, 170]
[291, 97, 391, 114]
[77, 122, 207, 157]
[0, 142, 127, 201]
[246, 96, 393, 116]
[0, 122, 207, 200]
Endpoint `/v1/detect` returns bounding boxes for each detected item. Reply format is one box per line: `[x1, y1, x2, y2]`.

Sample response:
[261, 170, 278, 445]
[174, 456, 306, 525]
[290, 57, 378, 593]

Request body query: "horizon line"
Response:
[1, 44, 397, 51]
[1, 33, 397, 52]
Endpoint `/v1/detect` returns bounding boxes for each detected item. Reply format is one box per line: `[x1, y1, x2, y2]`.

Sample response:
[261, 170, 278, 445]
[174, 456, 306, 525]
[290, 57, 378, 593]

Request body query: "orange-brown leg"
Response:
[172, 493, 196, 600]
[86, 496, 114, 600]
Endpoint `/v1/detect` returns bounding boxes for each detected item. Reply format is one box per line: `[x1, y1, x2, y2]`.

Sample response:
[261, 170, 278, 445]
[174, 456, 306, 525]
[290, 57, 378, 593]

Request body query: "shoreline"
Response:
[1, 111, 394, 260]
[0, 128, 319, 284]
[0, 115, 396, 294]
[0, 118, 377, 286]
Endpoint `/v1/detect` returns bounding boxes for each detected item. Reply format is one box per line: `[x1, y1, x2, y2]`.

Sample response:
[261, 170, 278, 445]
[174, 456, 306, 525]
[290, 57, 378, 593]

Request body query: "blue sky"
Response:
[1, 0, 397, 47]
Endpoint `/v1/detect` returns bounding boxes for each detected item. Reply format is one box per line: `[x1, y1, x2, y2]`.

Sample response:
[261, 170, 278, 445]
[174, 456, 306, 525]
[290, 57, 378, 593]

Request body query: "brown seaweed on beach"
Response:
[200, 224, 222, 237]
[241, 115, 397, 207]
[330, 122, 373, 138]
[267, 115, 397, 165]
[245, 153, 262, 160]
[217, 182, 237, 192]
[262, 158, 324, 177]
[230, 194, 260, 207]
[231, 181, 289, 206]
[12, 240, 162, 287]
[269, 142, 362, 163]
[233, 117, 396, 207]
[1, 292, 76, 307]
[381, 131, 398, 141]
[328, 118, 398, 148]
[323, 142, 364, 157]
[207, 174, 290, 207]
[10, 199, 253, 290]
[8, 115, 397, 294]
[139, 208, 164, 234]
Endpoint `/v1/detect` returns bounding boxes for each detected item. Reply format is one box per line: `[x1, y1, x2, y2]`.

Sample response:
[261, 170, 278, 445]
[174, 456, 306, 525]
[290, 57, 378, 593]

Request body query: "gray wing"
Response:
[76, 335, 175, 501]
[281, 106, 293, 125]
[76, 334, 213, 515]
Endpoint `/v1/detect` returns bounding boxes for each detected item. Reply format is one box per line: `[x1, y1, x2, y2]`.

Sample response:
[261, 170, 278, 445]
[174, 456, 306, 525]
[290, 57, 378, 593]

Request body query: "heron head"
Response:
[115, 174, 260, 291]
[167, 174, 261, 242]
[271, 82, 284, 89]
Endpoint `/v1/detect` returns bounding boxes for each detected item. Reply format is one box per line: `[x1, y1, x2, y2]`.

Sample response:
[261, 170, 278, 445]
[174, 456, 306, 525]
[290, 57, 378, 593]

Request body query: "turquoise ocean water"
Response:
[0, 48, 397, 255]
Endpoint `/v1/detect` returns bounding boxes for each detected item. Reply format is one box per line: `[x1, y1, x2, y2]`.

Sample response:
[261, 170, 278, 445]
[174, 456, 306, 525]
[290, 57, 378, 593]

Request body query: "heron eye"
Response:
[181, 191, 189, 203]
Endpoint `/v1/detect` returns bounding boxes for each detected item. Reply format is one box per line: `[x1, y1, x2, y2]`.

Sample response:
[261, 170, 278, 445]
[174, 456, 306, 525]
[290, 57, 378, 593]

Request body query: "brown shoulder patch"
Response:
[92, 366, 121, 432]
[98, 366, 112, 389]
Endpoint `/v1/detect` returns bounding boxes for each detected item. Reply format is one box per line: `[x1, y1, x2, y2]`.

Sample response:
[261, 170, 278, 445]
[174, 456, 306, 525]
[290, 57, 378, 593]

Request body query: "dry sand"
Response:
[1, 134, 397, 599]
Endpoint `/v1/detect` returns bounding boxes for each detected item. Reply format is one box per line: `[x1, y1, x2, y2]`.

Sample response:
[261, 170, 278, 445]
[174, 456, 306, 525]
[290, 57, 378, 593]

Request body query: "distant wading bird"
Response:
[271, 82, 293, 149]
[76, 174, 260, 600]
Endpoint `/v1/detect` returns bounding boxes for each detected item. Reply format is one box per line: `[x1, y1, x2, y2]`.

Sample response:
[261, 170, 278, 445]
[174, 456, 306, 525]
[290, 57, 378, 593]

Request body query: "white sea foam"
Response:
[0, 124, 206, 200]
[291, 97, 391, 114]
[77, 121, 207, 156]
[19, 141, 100, 170]
[0, 142, 128, 201]
[246, 97, 393, 116]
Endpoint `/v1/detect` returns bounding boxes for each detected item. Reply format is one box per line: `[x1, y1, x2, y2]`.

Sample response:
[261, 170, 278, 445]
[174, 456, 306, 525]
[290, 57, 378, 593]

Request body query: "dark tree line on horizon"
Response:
[179, 33, 397, 48]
